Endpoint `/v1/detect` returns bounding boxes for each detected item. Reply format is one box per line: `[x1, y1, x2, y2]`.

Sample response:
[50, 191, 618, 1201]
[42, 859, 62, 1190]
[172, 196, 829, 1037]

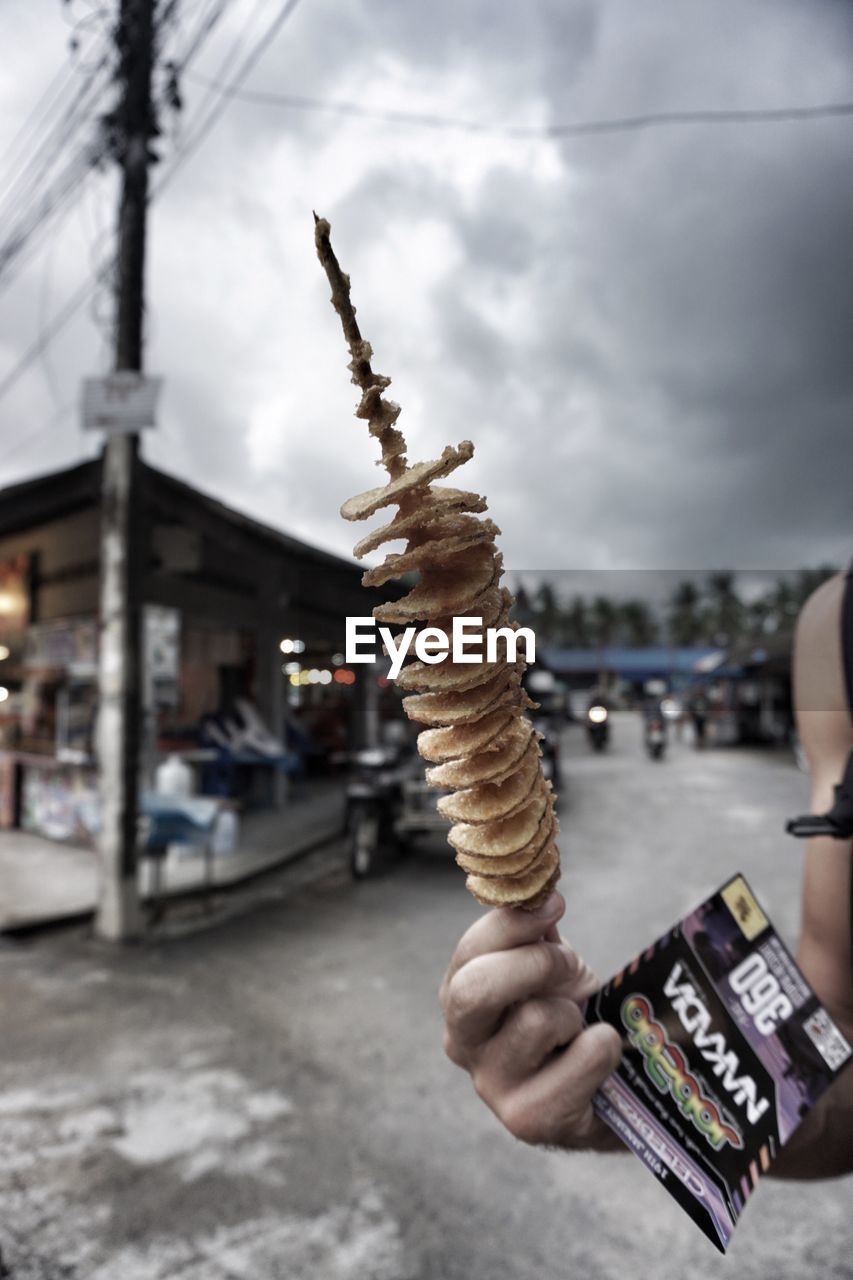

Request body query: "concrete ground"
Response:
[1, 714, 850, 1279]
[0, 779, 346, 931]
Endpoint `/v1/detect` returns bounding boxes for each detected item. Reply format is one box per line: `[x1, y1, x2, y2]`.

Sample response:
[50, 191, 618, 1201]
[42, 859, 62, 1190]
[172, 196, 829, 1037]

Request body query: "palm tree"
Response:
[589, 596, 618, 647]
[533, 581, 561, 643]
[705, 571, 742, 647]
[619, 600, 659, 647]
[667, 580, 703, 645]
[563, 596, 591, 647]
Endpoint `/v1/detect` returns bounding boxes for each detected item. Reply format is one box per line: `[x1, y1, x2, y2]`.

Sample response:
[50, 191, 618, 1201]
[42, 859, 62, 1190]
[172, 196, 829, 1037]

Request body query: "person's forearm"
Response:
[769, 1065, 853, 1179]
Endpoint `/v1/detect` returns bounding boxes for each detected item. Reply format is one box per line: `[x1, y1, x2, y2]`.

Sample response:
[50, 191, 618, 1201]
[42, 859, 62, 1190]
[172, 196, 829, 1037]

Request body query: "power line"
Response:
[181, 76, 853, 139]
[0, 274, 98, 407]
[168, 0, 232, 73]
[155, 0, 305, 196]
[0, 399, 77, 475]
[0, 44, 114, 296]
[0, 142, 108, 288]
[0, 49, 111, 218]
[0, 57, 74, 177]
[0, 0, 303, 414]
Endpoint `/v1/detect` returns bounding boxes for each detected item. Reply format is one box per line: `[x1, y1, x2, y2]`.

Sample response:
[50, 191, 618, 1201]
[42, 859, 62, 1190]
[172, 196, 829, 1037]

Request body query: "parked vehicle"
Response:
[344, 739, 450, 878]
[345, 742, 408, 878]
[345, 708, 565, 876]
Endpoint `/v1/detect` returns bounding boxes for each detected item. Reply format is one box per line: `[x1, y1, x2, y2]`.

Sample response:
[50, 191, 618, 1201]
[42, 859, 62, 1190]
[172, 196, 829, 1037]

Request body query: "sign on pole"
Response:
[81, 372, 162, 432]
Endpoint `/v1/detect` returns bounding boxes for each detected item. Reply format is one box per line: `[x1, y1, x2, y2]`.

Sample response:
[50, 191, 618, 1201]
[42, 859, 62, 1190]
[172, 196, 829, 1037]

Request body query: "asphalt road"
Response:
[1, 714, 851, 1280]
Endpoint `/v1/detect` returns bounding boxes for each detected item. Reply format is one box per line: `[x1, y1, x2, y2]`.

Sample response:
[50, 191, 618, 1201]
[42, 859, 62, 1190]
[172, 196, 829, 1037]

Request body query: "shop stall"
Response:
[0, 456, 378, 852]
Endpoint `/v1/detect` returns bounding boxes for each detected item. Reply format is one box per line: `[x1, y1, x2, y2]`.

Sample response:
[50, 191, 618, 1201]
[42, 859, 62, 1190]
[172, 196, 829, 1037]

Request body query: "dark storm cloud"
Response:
[404, 0, 853, 570]
[2, 0, 852, 579]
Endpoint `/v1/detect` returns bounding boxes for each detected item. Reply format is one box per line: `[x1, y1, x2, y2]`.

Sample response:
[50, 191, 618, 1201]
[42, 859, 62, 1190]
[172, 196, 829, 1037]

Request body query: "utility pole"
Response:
[95, 0, 157, 940]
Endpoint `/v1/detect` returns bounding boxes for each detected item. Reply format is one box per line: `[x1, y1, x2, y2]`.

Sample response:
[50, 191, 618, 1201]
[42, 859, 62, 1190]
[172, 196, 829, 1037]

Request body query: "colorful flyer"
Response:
[585, 873, 852, 1253]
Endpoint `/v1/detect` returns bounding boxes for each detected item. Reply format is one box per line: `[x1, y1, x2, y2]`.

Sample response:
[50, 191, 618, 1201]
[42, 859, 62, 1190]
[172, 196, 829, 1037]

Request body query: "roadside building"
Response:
[0, 457, 374, 850]
[700, 637, 794, 747]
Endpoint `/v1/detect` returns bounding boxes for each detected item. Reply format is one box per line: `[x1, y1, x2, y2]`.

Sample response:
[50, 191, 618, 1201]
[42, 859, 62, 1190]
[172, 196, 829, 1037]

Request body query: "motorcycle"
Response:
[644, 713, 667, 761]
[344, 744, 407, 878]
[344, 739, 451, 878]
[586, 703, 609, 752]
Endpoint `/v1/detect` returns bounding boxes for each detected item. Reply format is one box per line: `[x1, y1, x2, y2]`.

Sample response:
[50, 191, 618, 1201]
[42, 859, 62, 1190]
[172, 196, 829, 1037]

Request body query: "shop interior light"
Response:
[332, 652, 344, 666]
[0, 687, 8, 702]
[0, 645, 9, 661]
[279, 638, 294, 654]
[307, 669, 321, 684]
[318, 670, 332, 685]
[288, 674, 300, 686]
[293, 639, 306, 654]
[333, 669, 356, 686]
[283, 662, 301, 676]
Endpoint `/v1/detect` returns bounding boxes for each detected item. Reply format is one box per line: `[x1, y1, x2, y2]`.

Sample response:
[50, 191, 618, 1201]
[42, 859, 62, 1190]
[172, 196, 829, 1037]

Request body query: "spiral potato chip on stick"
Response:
[315, 215, 560, 909]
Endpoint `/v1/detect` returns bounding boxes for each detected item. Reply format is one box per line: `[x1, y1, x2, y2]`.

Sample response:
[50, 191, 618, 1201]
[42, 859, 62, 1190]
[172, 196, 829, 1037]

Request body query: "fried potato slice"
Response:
[361, 519, 499, 587]
[447, 781, 549, 857]
[341, 443, 474, 521]
[352, 489, 490, 559]
[453, 804, 556, 876]
[437, 740, 541, 824]
[466, 840, 560, 908]
[424, 718, 534, 787]
[416, 708, 515, 763]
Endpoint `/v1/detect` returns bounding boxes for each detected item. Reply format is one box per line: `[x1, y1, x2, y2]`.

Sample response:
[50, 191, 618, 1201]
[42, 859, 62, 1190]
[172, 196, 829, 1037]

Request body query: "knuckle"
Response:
[513, 998, 553, 1043]
[528, 942, 556, 985]
[499, 1094, 546, 1146]
[447, 958, 495, 1023]
[558, 999, 584, 1044]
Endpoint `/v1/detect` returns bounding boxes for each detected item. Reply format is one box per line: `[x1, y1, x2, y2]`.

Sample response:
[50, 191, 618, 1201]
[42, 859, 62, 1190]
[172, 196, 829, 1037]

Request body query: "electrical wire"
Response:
[0, 48, 111, 220]
[0, 144, 108, 289]
[154, 0, 305, 196]
[0, 399, 77, 474]
[0, 57, 74, 179]
[181, 74, 853, 139]
[168, 0, 232, 74]
[0, 0, 249, 411]
[0, 42, 114, 297]
[0, 275, 98, 408]
[5, 0, 853, 436]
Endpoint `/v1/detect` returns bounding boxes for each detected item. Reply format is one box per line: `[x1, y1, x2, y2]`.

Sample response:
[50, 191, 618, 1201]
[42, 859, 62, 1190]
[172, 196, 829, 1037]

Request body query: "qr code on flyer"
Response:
[803, 1007, 853, 1071]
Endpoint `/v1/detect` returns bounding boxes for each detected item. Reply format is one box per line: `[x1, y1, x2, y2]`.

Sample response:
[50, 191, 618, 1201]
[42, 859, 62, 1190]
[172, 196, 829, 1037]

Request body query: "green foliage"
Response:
[518, 567, 839, 649]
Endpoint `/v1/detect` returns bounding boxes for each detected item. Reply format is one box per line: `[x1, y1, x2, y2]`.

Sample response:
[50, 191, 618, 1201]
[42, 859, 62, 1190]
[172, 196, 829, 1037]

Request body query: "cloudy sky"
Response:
[1, 0, 852, 577]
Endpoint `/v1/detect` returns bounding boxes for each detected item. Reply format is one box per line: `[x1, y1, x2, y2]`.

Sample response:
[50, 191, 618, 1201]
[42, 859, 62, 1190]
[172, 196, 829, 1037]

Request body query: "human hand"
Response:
[439, 891, 624, 1150]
